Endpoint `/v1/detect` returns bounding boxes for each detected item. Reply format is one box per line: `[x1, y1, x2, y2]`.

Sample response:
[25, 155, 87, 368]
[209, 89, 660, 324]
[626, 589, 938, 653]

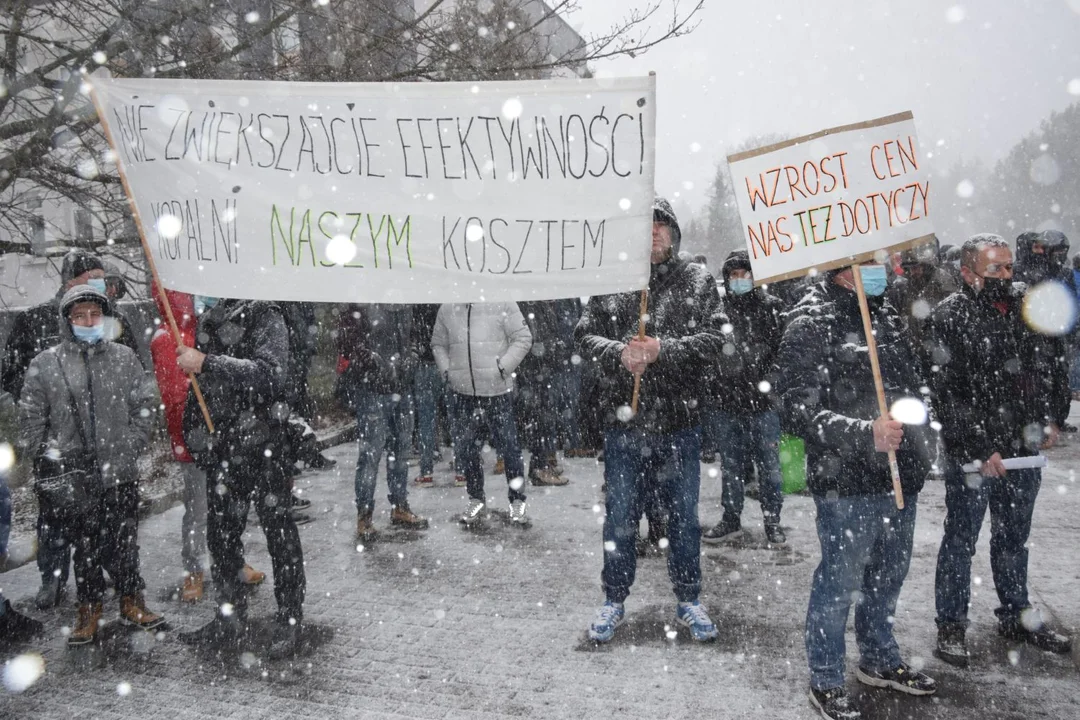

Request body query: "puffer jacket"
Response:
[776, 280, 939, 498]
[431, 302, 532, 397]
[18, 285, 156, 487]
[182, 299, 291, 467]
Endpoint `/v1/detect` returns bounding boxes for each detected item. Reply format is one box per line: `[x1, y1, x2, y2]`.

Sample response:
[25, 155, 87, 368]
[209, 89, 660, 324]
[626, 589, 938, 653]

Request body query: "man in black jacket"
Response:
[929, 233, 1072, 667]
[0, 249, 141, 610]
[576, 198, 726, 644]
[411, 303, 446, 486]
[777, 264, 939, 720]
[517, 300, 570, 487]
[176, 297, 306, 659]
[701, 250, 786, 545]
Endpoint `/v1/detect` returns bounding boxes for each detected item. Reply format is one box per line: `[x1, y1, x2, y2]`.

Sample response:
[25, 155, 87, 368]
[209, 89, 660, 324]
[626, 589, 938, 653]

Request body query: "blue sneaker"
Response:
[587, 601, 625, 642]
[676, 601, 719, 642]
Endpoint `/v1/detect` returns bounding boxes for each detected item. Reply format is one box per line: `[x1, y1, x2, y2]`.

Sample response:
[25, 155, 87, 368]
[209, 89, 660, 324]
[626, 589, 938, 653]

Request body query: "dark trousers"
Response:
[935, 460, 1040, 628]
[45, 483, 145, 604]
[37, 501, 71, 587]
[450, 393, 526, 504]
[205, 455, 305, 622]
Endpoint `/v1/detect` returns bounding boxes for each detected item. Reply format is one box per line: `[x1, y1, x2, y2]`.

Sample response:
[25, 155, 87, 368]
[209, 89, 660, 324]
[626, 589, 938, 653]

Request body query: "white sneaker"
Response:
[459, 499, 485, 525]
[509, 499, 529, 525]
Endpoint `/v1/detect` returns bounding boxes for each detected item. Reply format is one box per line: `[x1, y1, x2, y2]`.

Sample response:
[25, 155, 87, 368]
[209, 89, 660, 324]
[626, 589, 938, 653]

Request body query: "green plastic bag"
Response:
[779, 434, 807, 494]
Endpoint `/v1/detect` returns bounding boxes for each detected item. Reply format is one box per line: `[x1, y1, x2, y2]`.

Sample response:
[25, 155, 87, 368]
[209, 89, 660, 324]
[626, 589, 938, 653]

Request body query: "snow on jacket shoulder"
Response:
[19, 288, 156, 487]
[776, 281, 937, 498]
[431, 302, 532, 397]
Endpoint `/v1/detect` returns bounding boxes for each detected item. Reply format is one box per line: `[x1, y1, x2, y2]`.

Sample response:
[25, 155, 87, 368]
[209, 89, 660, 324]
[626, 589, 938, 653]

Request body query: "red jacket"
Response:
[149, 287, 197, 463]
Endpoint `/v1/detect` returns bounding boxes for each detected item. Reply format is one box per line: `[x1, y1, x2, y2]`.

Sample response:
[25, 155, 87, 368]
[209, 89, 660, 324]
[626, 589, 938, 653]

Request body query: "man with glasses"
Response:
[929, 233, 1072, 667]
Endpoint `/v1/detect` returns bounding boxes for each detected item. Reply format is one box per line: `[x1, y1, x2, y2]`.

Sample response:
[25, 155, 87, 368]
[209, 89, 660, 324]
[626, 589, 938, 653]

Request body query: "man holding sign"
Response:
[577, 198, 727, 644]
[929, 234, 1072, 666]
[777, 264, 939, 719]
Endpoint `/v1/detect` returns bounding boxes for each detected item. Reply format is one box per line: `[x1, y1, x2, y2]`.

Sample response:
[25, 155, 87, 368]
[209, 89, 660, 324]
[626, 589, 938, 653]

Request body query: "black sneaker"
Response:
[291, 494, 312, 511]
[1062, 422, 1078, 434]
[290, 509, 314, 525]
[178, 614, 248, 650]
[702, 515, 742, 545]
[0, 601, 44, 643]
[856, 663, 937, 696]
[999, 621, 1072, 654]
[809, 687, 861, 720]
[307, 453, 337, 469]
[935, 624, 969, 668]
[764, 522, 787, 545]
[268, 620, 303, 660]
[700, 452, 716, 464]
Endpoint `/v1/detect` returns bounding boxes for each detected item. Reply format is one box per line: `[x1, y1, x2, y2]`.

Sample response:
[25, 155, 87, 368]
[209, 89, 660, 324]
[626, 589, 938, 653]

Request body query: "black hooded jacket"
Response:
[928, 282, 1067, 464]
[182, 300, 291, 467]
[711, 250, 784, 415]
[576, 254, 728, 435]
[776, 280, 938, 498]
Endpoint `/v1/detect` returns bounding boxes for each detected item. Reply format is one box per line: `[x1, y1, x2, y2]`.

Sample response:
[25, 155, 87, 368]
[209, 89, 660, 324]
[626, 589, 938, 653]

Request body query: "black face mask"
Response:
[977, 276, 1011, 302]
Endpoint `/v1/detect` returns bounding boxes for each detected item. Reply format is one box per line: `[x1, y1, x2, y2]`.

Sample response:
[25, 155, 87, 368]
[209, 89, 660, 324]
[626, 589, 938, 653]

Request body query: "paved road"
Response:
[1, 425, 1077, 719]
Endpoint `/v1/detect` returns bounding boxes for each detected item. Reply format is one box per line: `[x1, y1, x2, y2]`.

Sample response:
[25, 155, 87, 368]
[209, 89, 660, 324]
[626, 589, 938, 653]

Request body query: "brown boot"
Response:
[240, 565, 265, 586]
[530, 468, 569, 486]
[68, 603, 104, 646]
[390, 503, 430, 529]
[120, 593, 166, 630]
[356, 511, 377, 541]
[181, 572, 204, 603]
[493, 458, 505, 475]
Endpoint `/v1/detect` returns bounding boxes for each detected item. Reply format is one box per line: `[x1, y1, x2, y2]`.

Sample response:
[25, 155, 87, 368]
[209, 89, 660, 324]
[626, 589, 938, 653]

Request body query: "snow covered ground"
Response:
[0, 408, 1077, 718]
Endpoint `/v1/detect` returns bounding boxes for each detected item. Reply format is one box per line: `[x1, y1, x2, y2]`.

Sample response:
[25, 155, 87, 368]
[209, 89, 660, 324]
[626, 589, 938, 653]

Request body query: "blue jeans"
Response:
[712, 409, 783, 522]
[450, 393, 525, 503]
[354, 392, 414, 513]
[806, 493, 917, 690]
[935, 460, 1040, 627]
[602, 426, 703, 603]
[414, 362, 443, 476]
[555, 362, 583, 450]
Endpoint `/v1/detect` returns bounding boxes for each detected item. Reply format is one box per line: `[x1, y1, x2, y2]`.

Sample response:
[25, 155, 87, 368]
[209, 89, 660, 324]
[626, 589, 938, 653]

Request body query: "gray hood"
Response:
[58, 284, 123, 346]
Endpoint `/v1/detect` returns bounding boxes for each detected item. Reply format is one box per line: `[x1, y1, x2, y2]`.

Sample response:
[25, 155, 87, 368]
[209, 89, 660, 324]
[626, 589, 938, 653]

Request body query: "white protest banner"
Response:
[727, 112, 934, 285]
[91, 76, 656, 303]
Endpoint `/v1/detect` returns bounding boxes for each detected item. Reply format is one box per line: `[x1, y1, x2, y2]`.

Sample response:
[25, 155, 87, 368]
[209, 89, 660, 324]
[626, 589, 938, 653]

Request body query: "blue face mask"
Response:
[729, 278, 754, 296]
[86, 278, 107, 294]
[859, 265, 888, 297]
[194, 296, 219, 315]
[71, 323, 105, 344]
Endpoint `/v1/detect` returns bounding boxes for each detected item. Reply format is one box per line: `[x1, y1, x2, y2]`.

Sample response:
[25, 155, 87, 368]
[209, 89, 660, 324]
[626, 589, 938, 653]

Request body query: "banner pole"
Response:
[630, 289, 649, 414]
[84, 74, 215, 434]
[851, 263, 904, 509]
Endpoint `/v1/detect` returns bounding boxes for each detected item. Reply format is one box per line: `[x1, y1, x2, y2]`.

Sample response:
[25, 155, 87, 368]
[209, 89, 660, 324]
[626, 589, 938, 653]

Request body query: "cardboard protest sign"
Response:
[727, 112, 934, 285]
[92, 76, 656, 303]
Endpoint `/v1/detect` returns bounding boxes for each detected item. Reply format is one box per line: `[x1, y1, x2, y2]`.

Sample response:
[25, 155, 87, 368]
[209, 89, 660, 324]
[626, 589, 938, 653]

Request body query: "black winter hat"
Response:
[60, 249, 104, 284]
[652, 196, 682, 254]
[722, 249, 753, 280]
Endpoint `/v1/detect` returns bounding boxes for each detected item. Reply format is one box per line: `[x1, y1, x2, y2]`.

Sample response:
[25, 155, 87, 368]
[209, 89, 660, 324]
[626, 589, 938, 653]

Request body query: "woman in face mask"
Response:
[18, 284, 164, 647]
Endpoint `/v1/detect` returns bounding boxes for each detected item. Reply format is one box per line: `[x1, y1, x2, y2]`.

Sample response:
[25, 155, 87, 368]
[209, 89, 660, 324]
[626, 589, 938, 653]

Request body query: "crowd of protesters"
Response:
[0, 208, 1076, 719]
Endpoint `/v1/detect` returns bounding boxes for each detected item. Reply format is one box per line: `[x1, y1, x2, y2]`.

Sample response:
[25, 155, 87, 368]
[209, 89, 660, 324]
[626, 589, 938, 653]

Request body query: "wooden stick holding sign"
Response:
[851, 264, 904, 509]
[630, 289, 649, 414]
[84, 73, 216, 434]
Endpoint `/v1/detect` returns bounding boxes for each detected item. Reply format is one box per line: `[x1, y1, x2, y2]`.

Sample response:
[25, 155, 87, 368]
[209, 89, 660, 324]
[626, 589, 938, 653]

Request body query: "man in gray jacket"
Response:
[431, 302, 532, 525]
[19, 284, 163, 645]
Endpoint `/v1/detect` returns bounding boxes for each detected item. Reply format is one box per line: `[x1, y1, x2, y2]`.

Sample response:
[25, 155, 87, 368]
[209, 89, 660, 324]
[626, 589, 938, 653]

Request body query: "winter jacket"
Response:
[18, 286, 156, 488]
[2, 295, 139, 401]
[775, 280, 938, 498]
[928, 282, 1067, 464]
[280, 301, 317, 401]
[149, 287, 197, 463]
[431, 302, 532, 397]
[517, 301, 570, 385]
[181, 299, 291, 467]
[886, 266, 957, 370]
[338, 304, 419, 395]
[412, 304, 441, 364]
[711, 250, 784, 415]
[575, 254, 728, 434]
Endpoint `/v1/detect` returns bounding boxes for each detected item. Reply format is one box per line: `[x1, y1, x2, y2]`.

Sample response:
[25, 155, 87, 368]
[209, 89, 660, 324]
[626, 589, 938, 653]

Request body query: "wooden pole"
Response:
[84, 74, 215, 434]
[851, 264, 904, 509]
[630, 289, 649, 414]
